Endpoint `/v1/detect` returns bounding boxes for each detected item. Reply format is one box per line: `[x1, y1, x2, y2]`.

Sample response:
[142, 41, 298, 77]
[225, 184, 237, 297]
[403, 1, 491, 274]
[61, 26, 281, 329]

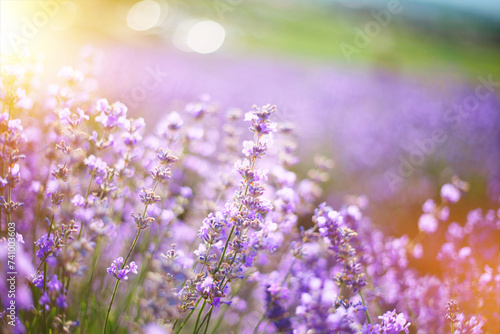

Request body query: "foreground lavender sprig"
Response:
[361, 310, 411, 334]
[313, 203, 367, 294]
[174, 105, 277, 333]
[102, 146, 178, 333]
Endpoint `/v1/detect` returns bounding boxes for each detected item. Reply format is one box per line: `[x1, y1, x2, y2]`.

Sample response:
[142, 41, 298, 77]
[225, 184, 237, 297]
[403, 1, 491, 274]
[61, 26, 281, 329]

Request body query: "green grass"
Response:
[224, 2, 500, 80]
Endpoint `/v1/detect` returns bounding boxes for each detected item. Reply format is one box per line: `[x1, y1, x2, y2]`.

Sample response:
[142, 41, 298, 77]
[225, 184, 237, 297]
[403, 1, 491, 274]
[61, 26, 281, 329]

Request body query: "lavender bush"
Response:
[0, 51, 498, 334]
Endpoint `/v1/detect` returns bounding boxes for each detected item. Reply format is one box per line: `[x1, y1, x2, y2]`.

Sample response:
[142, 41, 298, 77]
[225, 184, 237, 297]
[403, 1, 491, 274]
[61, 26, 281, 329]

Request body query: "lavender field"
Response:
[0, 0, 499, 333]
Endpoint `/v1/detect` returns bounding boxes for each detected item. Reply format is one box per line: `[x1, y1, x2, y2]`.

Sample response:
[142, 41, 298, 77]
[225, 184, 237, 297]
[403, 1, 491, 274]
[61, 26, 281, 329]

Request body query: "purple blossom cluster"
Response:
[107, 257, 138, 281]
[0, 49, 498, 334]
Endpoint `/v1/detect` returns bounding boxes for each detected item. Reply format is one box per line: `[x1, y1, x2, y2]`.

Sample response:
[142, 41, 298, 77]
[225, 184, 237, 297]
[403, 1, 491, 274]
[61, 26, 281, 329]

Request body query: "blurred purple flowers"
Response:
[0, 49, 498, 334]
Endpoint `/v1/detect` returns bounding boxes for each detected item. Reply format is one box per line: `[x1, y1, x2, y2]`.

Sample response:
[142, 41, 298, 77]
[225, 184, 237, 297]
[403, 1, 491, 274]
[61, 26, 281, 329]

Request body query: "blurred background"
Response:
[1, 0, 500, 240]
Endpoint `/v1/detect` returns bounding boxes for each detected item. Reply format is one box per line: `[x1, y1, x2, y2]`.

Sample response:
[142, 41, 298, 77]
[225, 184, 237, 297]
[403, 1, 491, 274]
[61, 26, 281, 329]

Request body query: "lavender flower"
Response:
[313, 203, 366, 293]
[35, 275, 68, 311]
[418, 213, 438, 233]
[446, 299, 460, 322]
[35, 233, 57, 260]
[441, 183, 461, 203]
[95, 99, 128, 129]
[362, 310, 410, 334]
[107, 257, 139, 281]
[84, 154, 107, 176]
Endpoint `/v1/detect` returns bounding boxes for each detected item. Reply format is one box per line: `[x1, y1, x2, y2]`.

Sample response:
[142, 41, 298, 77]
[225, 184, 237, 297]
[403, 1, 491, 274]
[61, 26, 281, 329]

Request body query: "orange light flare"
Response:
[0, 1, 85, 121]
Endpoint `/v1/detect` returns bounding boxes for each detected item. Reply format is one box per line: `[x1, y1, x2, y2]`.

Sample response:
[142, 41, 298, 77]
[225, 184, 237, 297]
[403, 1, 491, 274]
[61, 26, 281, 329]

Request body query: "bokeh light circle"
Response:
[127, 0, 162, 31]
[186, 20, 225, 54]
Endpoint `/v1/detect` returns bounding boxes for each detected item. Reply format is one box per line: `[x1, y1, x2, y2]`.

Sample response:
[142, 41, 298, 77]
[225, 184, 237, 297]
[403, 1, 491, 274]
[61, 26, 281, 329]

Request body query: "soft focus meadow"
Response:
[0, 1, 499, 334]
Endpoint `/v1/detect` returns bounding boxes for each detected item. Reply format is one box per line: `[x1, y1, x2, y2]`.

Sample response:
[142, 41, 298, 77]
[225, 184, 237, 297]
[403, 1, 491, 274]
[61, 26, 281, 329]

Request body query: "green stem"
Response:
[122, 180, 159, 266]
[101, 180, 160, 331]
[65, 276, 71, 295]
[194, 299, 207, 333]
[196, 305, 213, 334]
[101, 210, 145, 331]
[212, 307, 225, 334]
[43, 308, 47, 333]
[210, 279, 250, 332]
[86, 174, 94, 199]
[34, 194, 42, 258]
[359, 291, 371, 324]
[363, 268, 382, 316]
[172, 319, 178, 331]
[176, 297, 202, 334]
[124, 229, 141, 265]
[126, 227, 165, 322]
[179, 136, 262, 333]
[47, 214, 55, 238]
[202, 306, 213, 334]
[103, 279, 120, 334]
[209, 304, 228, 334]
[81, 238, 102, 333]
[253, 314, 265, 334]
[43, 262, 47, 292]
[216, 225, 235, 269]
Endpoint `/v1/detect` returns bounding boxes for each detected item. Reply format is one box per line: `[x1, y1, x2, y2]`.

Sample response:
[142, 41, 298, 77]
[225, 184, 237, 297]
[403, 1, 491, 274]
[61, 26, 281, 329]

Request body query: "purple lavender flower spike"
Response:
[107, 257, 139, 281]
